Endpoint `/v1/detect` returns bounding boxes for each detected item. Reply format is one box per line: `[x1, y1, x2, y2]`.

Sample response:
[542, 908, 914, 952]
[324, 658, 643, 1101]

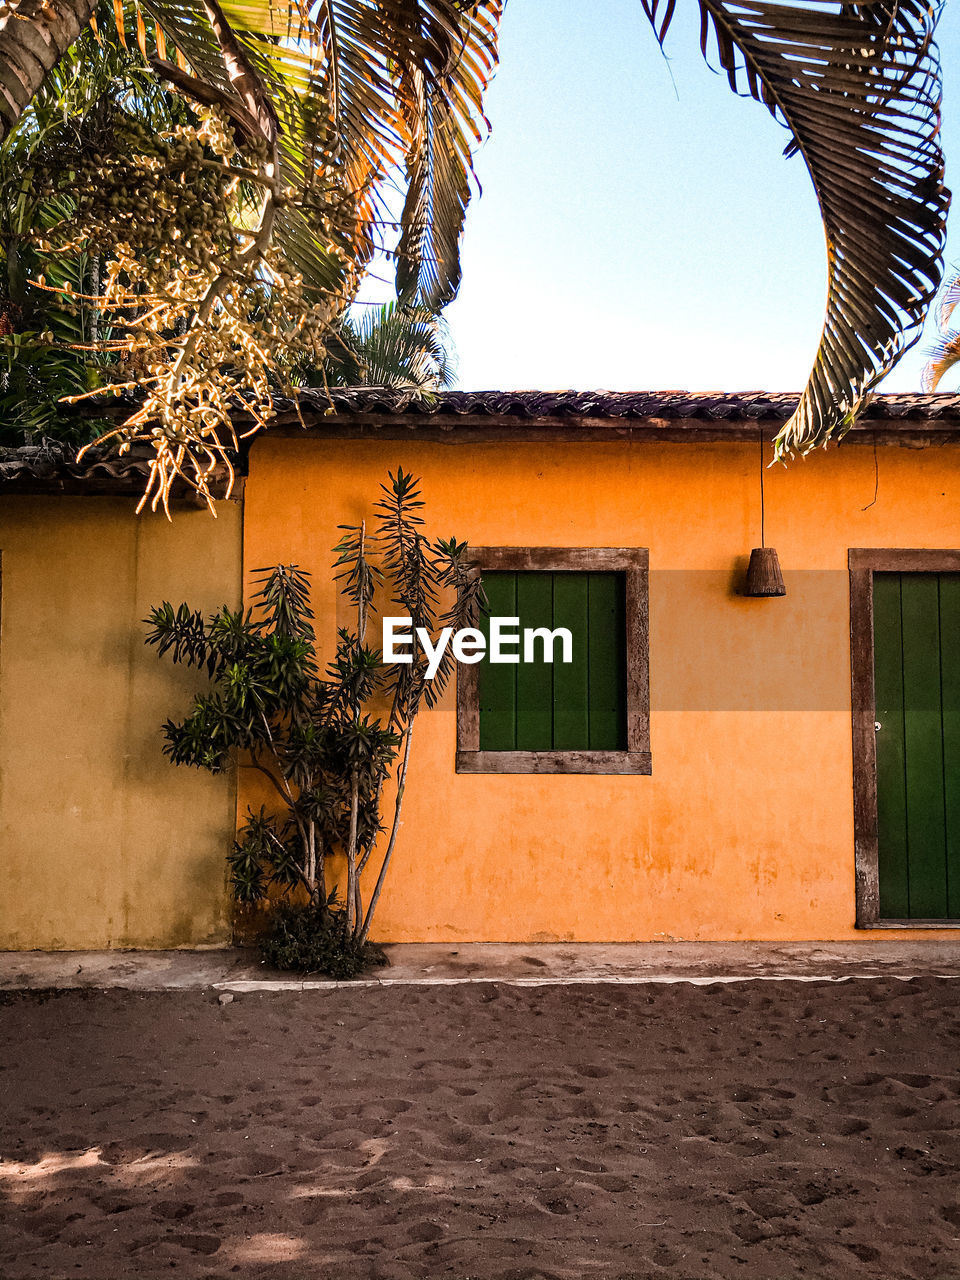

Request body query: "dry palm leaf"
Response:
[934, 270, 960, 335]
[922, 328, 960, 392]
[641, 0, 949, 455]
[922, 268, 960, 390]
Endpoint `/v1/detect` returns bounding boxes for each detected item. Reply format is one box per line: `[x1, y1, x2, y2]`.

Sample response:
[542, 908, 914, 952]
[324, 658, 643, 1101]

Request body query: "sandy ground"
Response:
[1, 979, 960, 1280]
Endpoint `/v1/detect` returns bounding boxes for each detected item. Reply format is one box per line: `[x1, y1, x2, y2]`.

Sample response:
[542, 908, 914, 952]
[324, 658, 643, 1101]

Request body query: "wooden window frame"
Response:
[849, 548, 960, 929]
[456, 546, 651, 775]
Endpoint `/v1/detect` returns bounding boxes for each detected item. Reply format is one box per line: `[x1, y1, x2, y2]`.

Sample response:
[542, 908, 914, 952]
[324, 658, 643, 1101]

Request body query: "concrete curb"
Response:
[210, 972, 960, 993]
[3, 941, 960, 992]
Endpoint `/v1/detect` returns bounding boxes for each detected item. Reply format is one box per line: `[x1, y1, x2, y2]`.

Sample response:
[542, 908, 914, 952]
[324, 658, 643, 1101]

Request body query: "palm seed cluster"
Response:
[31, 104, 357, 511]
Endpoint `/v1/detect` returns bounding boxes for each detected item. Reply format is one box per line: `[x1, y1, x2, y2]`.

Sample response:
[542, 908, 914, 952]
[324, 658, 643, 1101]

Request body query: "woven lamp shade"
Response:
[743, 547, 786, 597]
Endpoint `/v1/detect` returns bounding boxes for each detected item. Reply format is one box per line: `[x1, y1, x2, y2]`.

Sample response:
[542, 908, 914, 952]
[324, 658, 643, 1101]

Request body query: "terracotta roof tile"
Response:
[286, 388, 960, 423]
[0, 441, 240, 497]
[6, 391, 960, 498]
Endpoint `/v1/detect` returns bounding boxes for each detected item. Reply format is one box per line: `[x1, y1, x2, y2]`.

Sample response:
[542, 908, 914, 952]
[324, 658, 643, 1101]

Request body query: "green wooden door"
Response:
[478, 571, 627, 752]
[873, 572, 960, 919]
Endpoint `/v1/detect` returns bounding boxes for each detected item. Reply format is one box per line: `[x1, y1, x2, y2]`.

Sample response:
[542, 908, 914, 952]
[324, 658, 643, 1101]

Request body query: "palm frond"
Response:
[137, 0, 501, 302]
[393, 1, 501, 306]
[328, 299, 454, 389]
[642, 0, 949, 455]
[922, 268, 960, 390]
[935, 269, 960, 334]
[922, 329, 960, 392]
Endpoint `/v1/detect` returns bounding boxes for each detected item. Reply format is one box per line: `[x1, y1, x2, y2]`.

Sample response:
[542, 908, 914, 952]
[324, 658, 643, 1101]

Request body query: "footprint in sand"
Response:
[731, 1136, 773, 1158]
[732, 1217, 779, 1244]
[459, 1103, 494, 1126]
[358, 1099, 411, 1120]
[446, 1124, 474, 1146]
[353, 1116, 395, 1136]
[241, 1152, 284, 1177]
[650, 1242, 680, 1267]
[837, 1117, 870, 1136]
[844, 1242, 882, 1263]
[22, 1212, 71, 1241]
[401, 1078, 436, 1096]
[152, 1201, 195, 1221]
[565, 1097, 603, 1120]
[100, 1197, 137, 1216]
[173, 1233, 221, 1255]
[890, 1101, 922, 1119]
[889, 1072, 934, 1089]
[406, 1220, 444, 1242]
[796, 1184, 827, 1205]
[541, 1196, 574, 1215]
[595, 1174, 631, 1193]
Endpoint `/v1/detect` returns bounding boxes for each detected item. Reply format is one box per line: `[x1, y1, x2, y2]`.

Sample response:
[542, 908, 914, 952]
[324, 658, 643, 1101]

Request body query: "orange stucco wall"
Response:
[0, 496, 241, 949]
[243, 435, 960, 943]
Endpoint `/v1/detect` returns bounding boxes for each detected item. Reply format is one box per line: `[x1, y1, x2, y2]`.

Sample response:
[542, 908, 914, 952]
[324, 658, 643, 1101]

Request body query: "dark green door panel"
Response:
[873, 571, 960, 919]
[874, 574, 909, 918]
[940, 576, 960, 917]
[900, 575, 948, 918]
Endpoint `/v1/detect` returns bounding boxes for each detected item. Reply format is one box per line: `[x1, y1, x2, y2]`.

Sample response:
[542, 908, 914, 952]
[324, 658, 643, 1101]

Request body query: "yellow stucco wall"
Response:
[244, 435, 960, 943]
[0, 496, 241, 949]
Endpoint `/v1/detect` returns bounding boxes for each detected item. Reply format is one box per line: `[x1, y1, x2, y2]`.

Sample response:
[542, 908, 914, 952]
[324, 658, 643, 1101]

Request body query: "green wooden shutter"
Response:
[478, 571, 627, 752]
[874, 571, 960, 919]
[516, 572, 553, 749]
[478, 572, 516, 751]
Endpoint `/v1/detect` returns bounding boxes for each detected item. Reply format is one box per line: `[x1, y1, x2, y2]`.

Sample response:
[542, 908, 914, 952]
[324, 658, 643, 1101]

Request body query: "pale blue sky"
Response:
[366, 0, 960, 394]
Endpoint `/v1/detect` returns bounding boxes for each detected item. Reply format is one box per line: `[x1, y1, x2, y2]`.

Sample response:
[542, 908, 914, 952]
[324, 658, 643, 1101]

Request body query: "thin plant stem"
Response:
[359, 718, 415, 944]
[345, 771, 360, 932]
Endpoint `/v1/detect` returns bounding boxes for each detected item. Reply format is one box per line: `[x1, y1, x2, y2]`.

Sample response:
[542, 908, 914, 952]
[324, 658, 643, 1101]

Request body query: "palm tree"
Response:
[0, 0, 501, 506]
[320, 301, 455, 392]
[0, 0, 951, 469]
[0, 12, 195, 442]
[0, 0, 500, 308]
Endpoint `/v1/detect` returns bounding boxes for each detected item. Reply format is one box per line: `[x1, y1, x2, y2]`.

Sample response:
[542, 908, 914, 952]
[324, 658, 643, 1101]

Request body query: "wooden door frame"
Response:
[849, 548, 960, 928]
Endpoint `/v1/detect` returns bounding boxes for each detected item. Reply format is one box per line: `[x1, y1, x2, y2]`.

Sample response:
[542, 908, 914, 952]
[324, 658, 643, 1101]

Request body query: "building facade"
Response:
[241, 390, 960, 944]
[5, 392, 960, 947]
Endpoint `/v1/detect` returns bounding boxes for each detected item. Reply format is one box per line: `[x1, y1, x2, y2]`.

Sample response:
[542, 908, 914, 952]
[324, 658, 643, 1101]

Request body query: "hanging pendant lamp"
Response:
[742, 430, 785, 597]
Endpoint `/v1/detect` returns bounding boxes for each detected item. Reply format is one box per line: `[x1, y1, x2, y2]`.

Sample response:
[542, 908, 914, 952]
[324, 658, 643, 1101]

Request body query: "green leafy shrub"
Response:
[258, 900, 388, 979]
[147, 469, 481, 976]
